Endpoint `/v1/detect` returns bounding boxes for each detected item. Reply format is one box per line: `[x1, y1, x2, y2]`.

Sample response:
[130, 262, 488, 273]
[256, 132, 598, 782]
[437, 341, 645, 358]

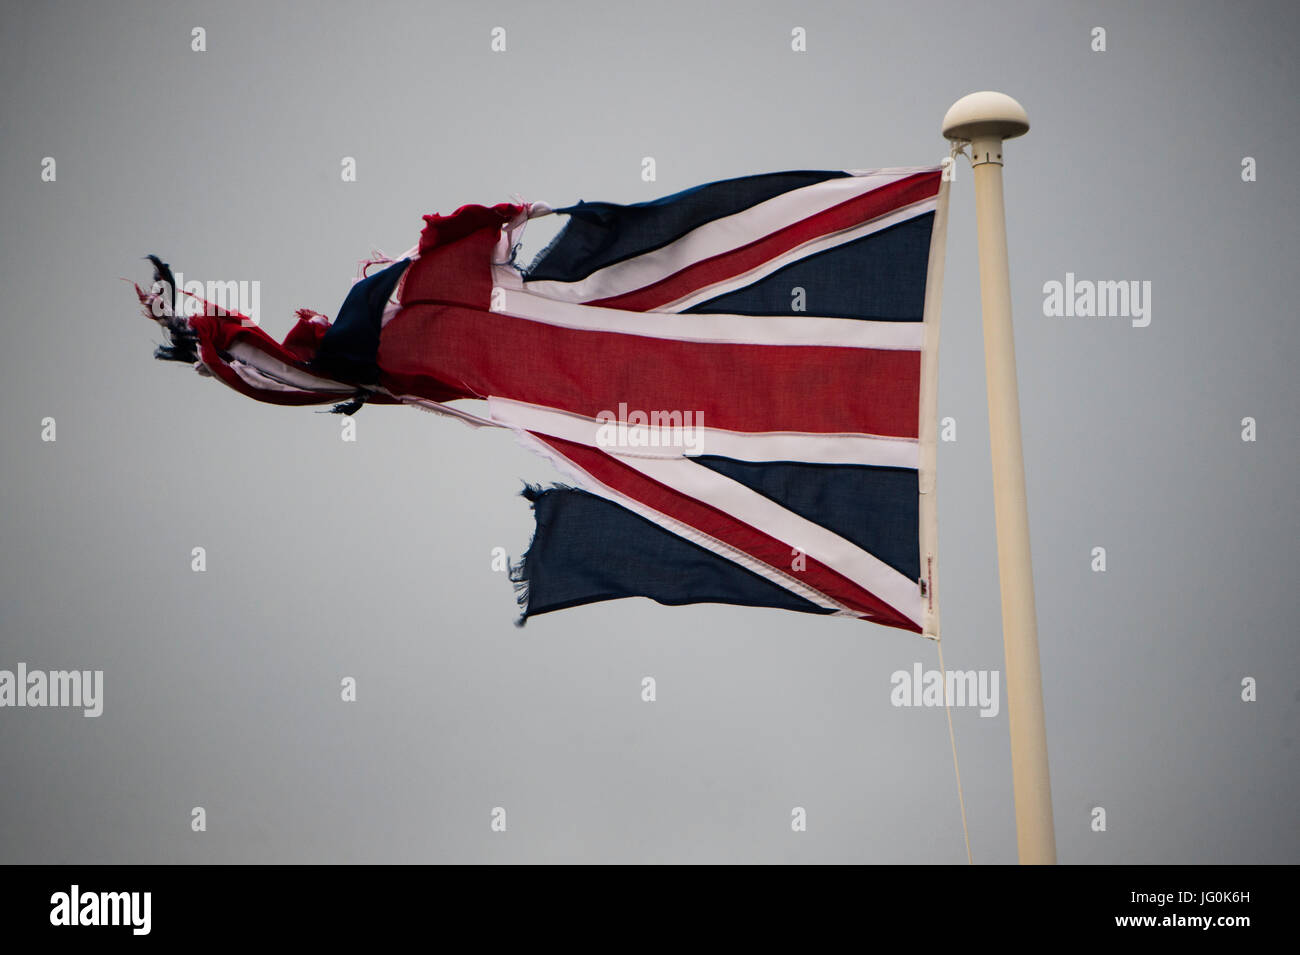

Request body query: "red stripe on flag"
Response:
[401, 203, 524, 309]
[379, 304, 920, 437]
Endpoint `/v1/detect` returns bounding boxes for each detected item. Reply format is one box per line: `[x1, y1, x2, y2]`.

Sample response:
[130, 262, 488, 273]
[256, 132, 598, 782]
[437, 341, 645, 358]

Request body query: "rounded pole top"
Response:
[942, 91, 1029, 142]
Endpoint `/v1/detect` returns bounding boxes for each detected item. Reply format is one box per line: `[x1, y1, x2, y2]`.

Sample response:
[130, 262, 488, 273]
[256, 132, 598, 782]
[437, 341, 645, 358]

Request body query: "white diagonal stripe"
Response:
[487, 397, 919, 468]
[484, 283, 924, 350]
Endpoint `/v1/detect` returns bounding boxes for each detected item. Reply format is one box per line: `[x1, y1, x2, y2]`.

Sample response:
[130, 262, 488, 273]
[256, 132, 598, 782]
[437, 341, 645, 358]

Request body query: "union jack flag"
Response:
[137, 166, 949, 636]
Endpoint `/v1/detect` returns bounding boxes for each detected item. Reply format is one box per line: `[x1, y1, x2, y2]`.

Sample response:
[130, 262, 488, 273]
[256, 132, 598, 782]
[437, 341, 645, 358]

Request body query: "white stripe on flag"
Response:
[226, 342, 357, 393]
[484, 282, 925, 350]
[487, 397, 920, 468]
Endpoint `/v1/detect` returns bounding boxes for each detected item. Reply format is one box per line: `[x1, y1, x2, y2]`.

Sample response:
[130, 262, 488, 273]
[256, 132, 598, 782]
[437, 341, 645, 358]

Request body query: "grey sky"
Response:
[0, 0, 1295, 863]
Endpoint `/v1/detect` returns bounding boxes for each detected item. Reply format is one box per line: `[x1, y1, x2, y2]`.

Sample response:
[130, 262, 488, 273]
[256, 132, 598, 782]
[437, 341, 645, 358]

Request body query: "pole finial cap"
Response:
[942, 91, 1029, 142]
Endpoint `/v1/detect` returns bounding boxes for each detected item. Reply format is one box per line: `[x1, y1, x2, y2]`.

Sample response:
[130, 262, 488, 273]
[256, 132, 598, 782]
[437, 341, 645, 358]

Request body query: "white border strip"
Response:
[485, 285, 924, 350]
[917, 172, 952, 640]
[488, 397, 919, 468]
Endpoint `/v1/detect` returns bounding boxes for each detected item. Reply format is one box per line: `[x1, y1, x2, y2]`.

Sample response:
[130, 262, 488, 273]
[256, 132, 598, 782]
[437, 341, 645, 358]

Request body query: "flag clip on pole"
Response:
[942, 92, 1057, 865]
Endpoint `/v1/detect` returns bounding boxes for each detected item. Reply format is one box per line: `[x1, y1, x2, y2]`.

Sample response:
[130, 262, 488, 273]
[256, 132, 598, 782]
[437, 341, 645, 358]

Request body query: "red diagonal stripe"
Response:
[588, 171, 941, 311]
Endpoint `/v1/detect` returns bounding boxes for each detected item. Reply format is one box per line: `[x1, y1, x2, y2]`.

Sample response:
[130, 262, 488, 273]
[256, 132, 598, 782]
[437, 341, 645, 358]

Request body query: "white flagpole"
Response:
[942, 92, 1057, 864]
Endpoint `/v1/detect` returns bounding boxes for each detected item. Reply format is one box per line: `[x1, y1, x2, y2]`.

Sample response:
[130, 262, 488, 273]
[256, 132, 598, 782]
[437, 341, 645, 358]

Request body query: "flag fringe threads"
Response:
[136, 255, 200, 365]
[509, 482, 582, 628]
[132, 252, 404, 410]
[323, 394, 368, 416]
[508, 485, 542, 627]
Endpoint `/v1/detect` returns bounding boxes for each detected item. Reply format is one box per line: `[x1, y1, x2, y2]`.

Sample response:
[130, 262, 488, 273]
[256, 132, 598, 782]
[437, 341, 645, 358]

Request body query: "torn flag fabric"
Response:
[136, 166, 950, 636]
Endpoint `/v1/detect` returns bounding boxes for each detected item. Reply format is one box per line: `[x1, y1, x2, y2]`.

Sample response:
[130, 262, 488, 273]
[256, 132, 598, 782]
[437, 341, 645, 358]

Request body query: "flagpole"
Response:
[942, 92, 1057, 864]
